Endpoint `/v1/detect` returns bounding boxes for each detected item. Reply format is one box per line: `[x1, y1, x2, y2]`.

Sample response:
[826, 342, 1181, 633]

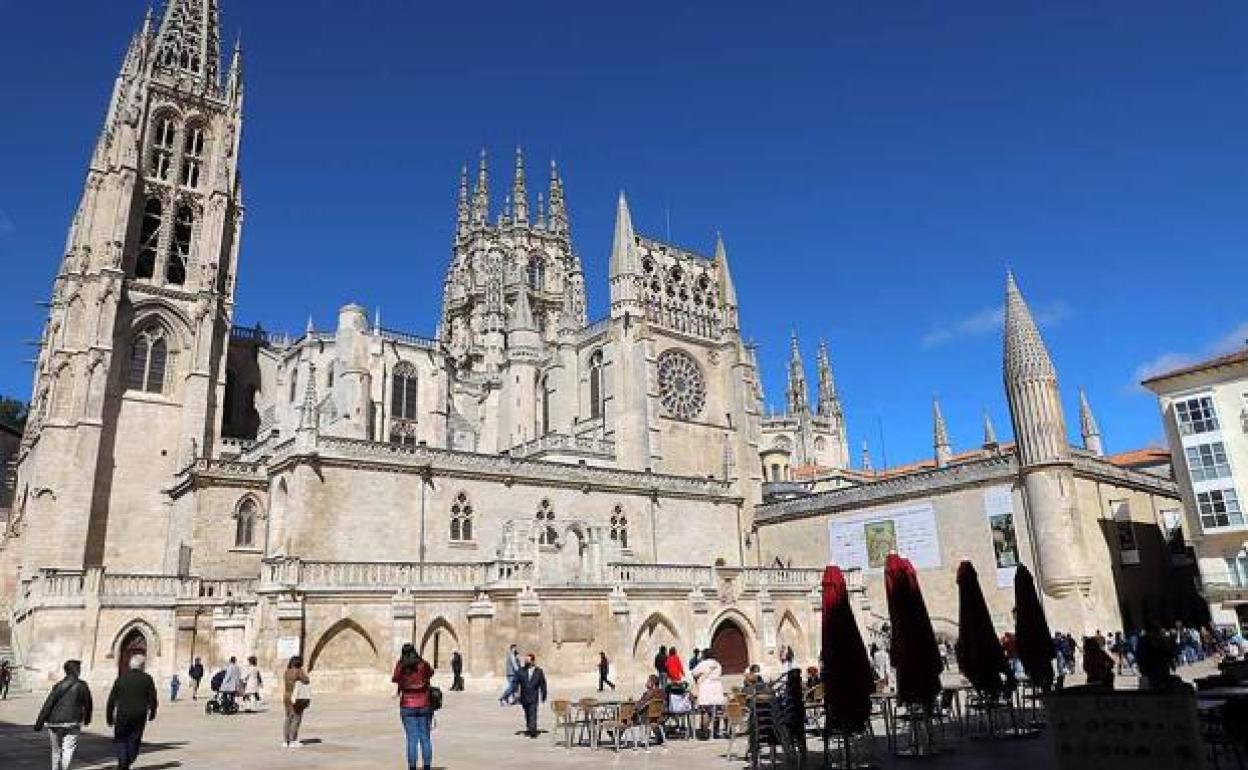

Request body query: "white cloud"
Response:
[921, 300, 1071, 348]
[1129, 321, 1248, 394]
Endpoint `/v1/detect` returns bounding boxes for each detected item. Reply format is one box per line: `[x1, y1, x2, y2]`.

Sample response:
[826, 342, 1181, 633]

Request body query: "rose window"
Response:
[657, 349, 706, 420]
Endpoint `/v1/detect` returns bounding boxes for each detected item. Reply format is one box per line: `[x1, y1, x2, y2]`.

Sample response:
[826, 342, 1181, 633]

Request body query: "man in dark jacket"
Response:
[106, 655, 158, 770]
[450, 650, 464, 691]
[516, 653, 548, 738]
[654, 645, 668, 688]
[35, 659, 93, 770]
[188, 657, 204, 700]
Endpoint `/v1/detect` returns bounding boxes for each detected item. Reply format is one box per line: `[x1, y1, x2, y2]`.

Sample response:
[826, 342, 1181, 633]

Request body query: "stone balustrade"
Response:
[509, 432, 616, 460]
[609, 563, 716, 587]
[100, 573, 183, 598]
[740, 566, 824, 588]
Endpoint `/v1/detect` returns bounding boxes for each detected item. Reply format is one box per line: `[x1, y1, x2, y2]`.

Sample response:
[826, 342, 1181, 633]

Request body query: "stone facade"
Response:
[0, 0, 1194, 694]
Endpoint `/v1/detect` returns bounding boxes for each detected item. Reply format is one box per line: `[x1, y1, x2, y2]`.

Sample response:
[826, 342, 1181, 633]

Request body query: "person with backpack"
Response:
[392, 644, 436, 770]
[187, 658, 204, 700]
[282, 655, 311, 748]
[34, 659, 93, 770]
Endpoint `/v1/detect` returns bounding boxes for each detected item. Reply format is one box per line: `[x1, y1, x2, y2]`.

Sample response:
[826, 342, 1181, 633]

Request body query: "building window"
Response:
[134, 198, 163, 279]
[149, 116, 177, 181]
[588, 350, 604, 420]
[235, 497, 258, 547]
[1175, 395, 1220, 436]
[166, 204, 193, 285]
[1185, 442, 1231, 482]
[539, 375, 551, 436]
[391, 364, 418, 420]
[450, 492, 473, 542]
[1225, 552, 1248, 587]
[609, 504, 628, 549]
[528, 256, 544, 291]
[1197, 488, 1244, 531]
[536, 499, 557, 545]
[127, 327, 169, 394]
[180, 124, 206, 189]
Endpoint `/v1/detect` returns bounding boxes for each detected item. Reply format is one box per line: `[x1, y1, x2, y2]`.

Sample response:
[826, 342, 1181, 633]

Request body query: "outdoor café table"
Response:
[583, 700, 624, 749]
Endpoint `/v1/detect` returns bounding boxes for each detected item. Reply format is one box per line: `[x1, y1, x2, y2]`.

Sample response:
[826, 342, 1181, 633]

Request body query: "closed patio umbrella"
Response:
[821, 565, 874, 734]
[955, 560, 1009, 697]
[884, 554, 943, 707]
[1013, 564, 1055, 692]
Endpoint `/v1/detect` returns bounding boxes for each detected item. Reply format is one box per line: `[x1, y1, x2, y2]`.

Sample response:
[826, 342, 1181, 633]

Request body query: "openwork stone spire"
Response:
[548, 160, 568, 235]
[471, 149, 489, 225]
[933, 396, 952, 467]
[455, 164, 469, 237]
[815, 340, 840, 418]
[787, 332, 810, 416]
[153, 0, 222, 90]
[512, 147, 529, 225]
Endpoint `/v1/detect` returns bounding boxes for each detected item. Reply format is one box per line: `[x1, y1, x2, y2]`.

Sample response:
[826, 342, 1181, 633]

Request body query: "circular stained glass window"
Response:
[657, 349, 706, 421]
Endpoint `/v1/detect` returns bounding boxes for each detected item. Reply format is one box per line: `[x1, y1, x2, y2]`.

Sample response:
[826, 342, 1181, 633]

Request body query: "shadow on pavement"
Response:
[0, 718, 186, 770]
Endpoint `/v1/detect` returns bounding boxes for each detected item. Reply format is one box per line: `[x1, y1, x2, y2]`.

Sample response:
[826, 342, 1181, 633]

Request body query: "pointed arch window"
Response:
[150, 116, 177, 182]
[391, 363, 418, 420]
[165, 204, 194, 285]
[450, 492, 473, 542]
[51, 365, 74, 419]
[588, 349, 604, 420]
[234, 497, 259, 548]
[181, 123, 207, 189]
[536, 499, 557, 546]
[127, 327, 169, 394]
[527, 255, 545, 292]
[610, 504, 628, 549]
[134, 198, 163, 279]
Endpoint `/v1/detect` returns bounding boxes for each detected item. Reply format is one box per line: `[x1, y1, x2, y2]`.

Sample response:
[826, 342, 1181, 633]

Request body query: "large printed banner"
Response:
[828, 501, 941, 571]
[984, 485, 1019, 588]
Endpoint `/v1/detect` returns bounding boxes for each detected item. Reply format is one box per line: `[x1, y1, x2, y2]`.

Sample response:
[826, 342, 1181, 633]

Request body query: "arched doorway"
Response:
[118, 628, 148, 674]
[711, 619, 748, 675]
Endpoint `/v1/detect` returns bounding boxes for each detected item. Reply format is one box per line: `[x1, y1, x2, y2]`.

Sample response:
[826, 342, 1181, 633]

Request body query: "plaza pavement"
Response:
[0, 664, 1217, 770]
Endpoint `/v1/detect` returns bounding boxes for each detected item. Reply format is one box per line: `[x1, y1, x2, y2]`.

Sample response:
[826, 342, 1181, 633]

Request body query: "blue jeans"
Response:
[400, 707, 433, 769]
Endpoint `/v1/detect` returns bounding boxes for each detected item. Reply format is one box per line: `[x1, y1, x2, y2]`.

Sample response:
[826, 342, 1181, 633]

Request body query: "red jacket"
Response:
[392, 660, 434, 709]
[665, 653, 685, 683]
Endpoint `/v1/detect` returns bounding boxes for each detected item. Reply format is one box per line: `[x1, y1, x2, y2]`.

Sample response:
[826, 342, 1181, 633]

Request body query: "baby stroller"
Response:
[205, 669, 239, 715]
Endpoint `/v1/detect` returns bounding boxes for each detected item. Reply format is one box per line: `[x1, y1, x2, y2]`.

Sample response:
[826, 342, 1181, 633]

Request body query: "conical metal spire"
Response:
[152, 0, 222, 91]
[471, 148, 489, 225]
[1079, 388, 1104, 456]
[512, 147, 529, 225]
[933, 396, 952, 467]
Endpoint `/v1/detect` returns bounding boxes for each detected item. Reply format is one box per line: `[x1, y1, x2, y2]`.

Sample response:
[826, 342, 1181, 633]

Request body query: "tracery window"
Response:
[165, 204, 194, 285]
[134, 198, 163, 279]
[149, 116, 177, 182]
[127, 326, 169, 394]
[657, 349, 706, 421]
[609, 504, 628, 549]
[391, 364, 418, 420]
[234, 497, 258, 548]
[528, 255, 544, 291]
[588, 350, 604, 420]
[536, 499, 557, 546]
[181, 124, 207, 189]
[450, 492, 473, 542]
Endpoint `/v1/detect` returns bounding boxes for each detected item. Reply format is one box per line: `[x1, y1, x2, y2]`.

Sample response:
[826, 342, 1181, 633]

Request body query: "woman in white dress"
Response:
[241, 655, 263, 711]
[690, 651, 726, 738]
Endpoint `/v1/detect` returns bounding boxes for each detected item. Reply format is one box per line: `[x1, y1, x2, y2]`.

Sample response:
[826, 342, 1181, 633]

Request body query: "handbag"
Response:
[293, 679, 312, 713]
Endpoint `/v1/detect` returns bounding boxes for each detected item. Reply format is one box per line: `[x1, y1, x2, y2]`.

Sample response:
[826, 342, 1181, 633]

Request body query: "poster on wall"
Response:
[984, 486, 1019, 587]
[828, 501, 940, 571]
[276, 636, 301, 660]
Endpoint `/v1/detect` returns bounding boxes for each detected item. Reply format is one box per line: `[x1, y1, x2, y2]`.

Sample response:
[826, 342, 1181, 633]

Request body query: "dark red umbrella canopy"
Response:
[821, 565, 875, 733]
[1013, 564, 1056, 690]
[884, 554, 944, 706]
[955, 560, 1009, 695]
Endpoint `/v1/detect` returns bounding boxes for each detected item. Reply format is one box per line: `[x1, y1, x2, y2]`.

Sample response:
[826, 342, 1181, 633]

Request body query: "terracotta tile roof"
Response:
[1141, 348, 1248, 385]
[1104, 447, 1171, 468]
[870, 444, 1015, 479]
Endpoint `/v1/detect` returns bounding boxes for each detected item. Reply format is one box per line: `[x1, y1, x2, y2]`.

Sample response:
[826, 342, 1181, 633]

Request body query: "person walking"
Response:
[597, 652, 615, 692]
[654, 645, 669, 688]
[169, 673, 181, 702]
[450, 650, 464, 692]
[691, 650, 725, 737]
[187, 657, 204, 701]
[0, 659, 12, 700]
[392, 644, 435, 770]
[34, 659, 93, 770]
[241, 655, 262, 711]
[220, 656, 242, 711]
[282, 655, 311, 748]
[516, 653, 548, 738]
[105, 655, 158, 770]
[665, 647, 685, 684]
[499, 644, 520, 705]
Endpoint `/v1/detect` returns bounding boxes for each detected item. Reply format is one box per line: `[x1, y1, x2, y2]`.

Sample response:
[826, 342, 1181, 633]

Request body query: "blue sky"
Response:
[2, 0, 1247, 465]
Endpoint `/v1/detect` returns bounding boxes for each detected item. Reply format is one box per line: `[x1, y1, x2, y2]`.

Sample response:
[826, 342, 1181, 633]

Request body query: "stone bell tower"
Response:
[12, 0, 244, 576]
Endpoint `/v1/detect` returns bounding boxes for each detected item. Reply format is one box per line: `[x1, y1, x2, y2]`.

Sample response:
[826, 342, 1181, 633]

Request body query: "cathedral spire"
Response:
[861, 440, 873, 472]
[225, 34, 244, 105]
[536, 192, 547, 229]
[511, 147, 529, 226]
[610, 191, 639, 278]
[152, 0, 223, 92]
[1079, 388, 1104, 456]
[982, 409, 999, 452]
[815, 340, 840, 418]
[787, 332, 810, 416]
[1003, 271, 1071, 467]
[455, 164, 470, 238]
[471, 148, 489, 225]
[933, 396, 952, 467]
[548, 159, 568, 235]
[297, 363, 320, 441]
[714, 232, 738, 311]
